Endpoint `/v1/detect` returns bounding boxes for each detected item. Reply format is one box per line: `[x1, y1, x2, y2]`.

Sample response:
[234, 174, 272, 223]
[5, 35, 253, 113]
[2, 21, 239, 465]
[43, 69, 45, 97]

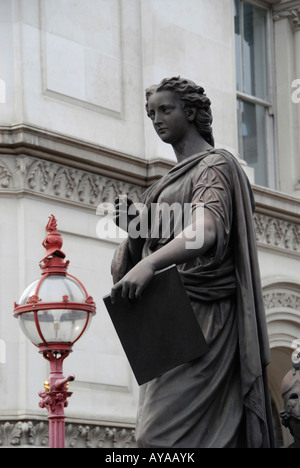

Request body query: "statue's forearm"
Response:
[145, 211, 217, 272]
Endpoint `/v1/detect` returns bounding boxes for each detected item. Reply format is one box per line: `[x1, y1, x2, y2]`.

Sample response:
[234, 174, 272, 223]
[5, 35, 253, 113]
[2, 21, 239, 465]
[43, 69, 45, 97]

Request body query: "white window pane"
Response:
[243, 3, 268, 100]
[241, 100, 268, 186]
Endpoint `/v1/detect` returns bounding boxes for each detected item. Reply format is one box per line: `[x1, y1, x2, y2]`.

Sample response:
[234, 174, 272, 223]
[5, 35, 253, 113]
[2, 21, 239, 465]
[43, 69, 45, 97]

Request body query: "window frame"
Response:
[234, 0, 278, 189]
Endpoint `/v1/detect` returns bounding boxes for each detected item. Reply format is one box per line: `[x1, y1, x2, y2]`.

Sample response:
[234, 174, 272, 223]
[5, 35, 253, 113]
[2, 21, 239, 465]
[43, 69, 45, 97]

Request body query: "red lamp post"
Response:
[14, 215, 96, 448]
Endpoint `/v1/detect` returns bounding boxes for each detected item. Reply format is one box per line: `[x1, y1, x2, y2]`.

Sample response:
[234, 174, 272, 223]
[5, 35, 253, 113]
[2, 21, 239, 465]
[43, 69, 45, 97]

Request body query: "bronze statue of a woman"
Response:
[111, 77, 275, 448]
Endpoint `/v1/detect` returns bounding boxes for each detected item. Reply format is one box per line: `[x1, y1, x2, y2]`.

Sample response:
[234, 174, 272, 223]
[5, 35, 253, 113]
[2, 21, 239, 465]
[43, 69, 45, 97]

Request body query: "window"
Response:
[234, 0, 275, 187]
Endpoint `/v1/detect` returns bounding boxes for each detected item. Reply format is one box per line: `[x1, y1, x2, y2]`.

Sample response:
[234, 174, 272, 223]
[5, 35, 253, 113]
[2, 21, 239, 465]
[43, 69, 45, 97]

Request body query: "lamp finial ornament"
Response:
[40, 215, 69, 273]
[46, 214, 58, 233]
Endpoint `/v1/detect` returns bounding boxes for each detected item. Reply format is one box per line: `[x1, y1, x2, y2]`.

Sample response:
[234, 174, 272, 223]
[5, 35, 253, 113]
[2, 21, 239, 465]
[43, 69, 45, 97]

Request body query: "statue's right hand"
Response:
[111, 258, 155, 304]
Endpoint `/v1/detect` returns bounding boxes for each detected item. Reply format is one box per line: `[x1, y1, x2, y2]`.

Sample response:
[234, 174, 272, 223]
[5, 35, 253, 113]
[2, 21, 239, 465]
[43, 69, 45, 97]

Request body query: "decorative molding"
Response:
[0, 153, 299, 256]
[0, 124, 173, 187]
[254, 213, 300, 256]
[0, 124, 299, 257]
[0, 154, 143, 209]
[66, 425, 136, 449]
[263, 291, 300, 311]
[0, 420, 136, 448]
[273, 6, 300, 31]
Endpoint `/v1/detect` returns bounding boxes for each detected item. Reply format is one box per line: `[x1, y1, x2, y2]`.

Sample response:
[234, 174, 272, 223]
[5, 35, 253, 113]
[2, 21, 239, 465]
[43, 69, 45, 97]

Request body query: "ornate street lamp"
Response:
[14, 215, 96, 448]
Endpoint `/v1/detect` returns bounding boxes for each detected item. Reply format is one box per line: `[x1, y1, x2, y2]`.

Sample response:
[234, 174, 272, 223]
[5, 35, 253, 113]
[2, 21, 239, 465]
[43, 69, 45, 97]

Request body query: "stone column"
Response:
[273, 5, 300, 195]
[293, 17, 300, 193]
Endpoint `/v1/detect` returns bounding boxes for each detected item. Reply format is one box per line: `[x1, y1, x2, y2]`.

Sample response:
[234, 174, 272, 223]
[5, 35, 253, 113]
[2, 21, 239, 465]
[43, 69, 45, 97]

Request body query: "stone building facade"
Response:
[0, 0, 299, 448]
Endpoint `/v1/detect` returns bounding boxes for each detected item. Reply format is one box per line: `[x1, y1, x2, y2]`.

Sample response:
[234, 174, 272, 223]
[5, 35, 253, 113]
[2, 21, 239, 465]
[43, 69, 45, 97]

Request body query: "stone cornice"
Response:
[0, 124, 299, 257]
[0, 124, 173, 188]
[273, 0, 300, 11]
[253, 184, 300, 223]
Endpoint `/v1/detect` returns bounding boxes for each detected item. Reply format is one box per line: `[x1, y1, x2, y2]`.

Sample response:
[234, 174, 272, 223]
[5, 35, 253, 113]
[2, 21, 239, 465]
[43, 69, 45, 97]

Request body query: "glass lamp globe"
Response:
[17, 275, 93, 347]
[14, 215, 96, 354]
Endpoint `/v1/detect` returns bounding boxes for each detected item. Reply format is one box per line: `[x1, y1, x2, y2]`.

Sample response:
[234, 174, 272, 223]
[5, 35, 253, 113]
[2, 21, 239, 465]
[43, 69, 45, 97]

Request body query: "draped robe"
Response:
[111, 149, 275, 448]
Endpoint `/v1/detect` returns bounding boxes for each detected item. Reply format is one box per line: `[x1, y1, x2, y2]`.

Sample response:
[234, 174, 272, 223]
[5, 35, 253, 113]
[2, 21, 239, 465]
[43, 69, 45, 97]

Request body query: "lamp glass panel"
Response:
[38, 275, 86, 303]
[37, 309, 91, 343]
[18, 275, 86, 305]
[18, 312, 42, 344]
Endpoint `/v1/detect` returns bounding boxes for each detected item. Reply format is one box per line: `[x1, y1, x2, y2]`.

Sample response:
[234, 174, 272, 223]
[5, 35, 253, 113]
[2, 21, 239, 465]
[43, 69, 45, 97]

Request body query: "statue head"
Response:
[145, 76, 214, 147]
[280, 365, 300, 443]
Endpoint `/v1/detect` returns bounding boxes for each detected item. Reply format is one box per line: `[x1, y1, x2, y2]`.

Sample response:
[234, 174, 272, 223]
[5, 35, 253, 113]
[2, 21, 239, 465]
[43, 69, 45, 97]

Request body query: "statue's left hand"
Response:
[111, 259, 155, 303]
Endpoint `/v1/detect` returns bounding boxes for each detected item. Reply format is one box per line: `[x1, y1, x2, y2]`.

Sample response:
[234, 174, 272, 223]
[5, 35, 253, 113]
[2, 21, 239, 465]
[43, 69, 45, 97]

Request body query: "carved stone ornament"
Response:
[0, 420, 136, 448]
[273, 7, 300, 32]
[0, 154, 142, 208]
[254, 213, 300, 256]
[0, 154, 298, 256]
[263, 291, 300, 311]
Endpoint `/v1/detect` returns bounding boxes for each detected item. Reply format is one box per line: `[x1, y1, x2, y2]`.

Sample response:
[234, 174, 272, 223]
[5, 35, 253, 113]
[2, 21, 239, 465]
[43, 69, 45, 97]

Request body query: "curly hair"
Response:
[145, 76, 214, 147]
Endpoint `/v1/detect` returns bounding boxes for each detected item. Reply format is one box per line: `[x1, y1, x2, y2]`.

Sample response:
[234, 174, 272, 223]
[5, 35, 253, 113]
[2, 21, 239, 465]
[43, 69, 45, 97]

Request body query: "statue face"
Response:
[284, 383, 300, 420]
[281, 380, 300, 427]
[147, 90, 190, 145]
